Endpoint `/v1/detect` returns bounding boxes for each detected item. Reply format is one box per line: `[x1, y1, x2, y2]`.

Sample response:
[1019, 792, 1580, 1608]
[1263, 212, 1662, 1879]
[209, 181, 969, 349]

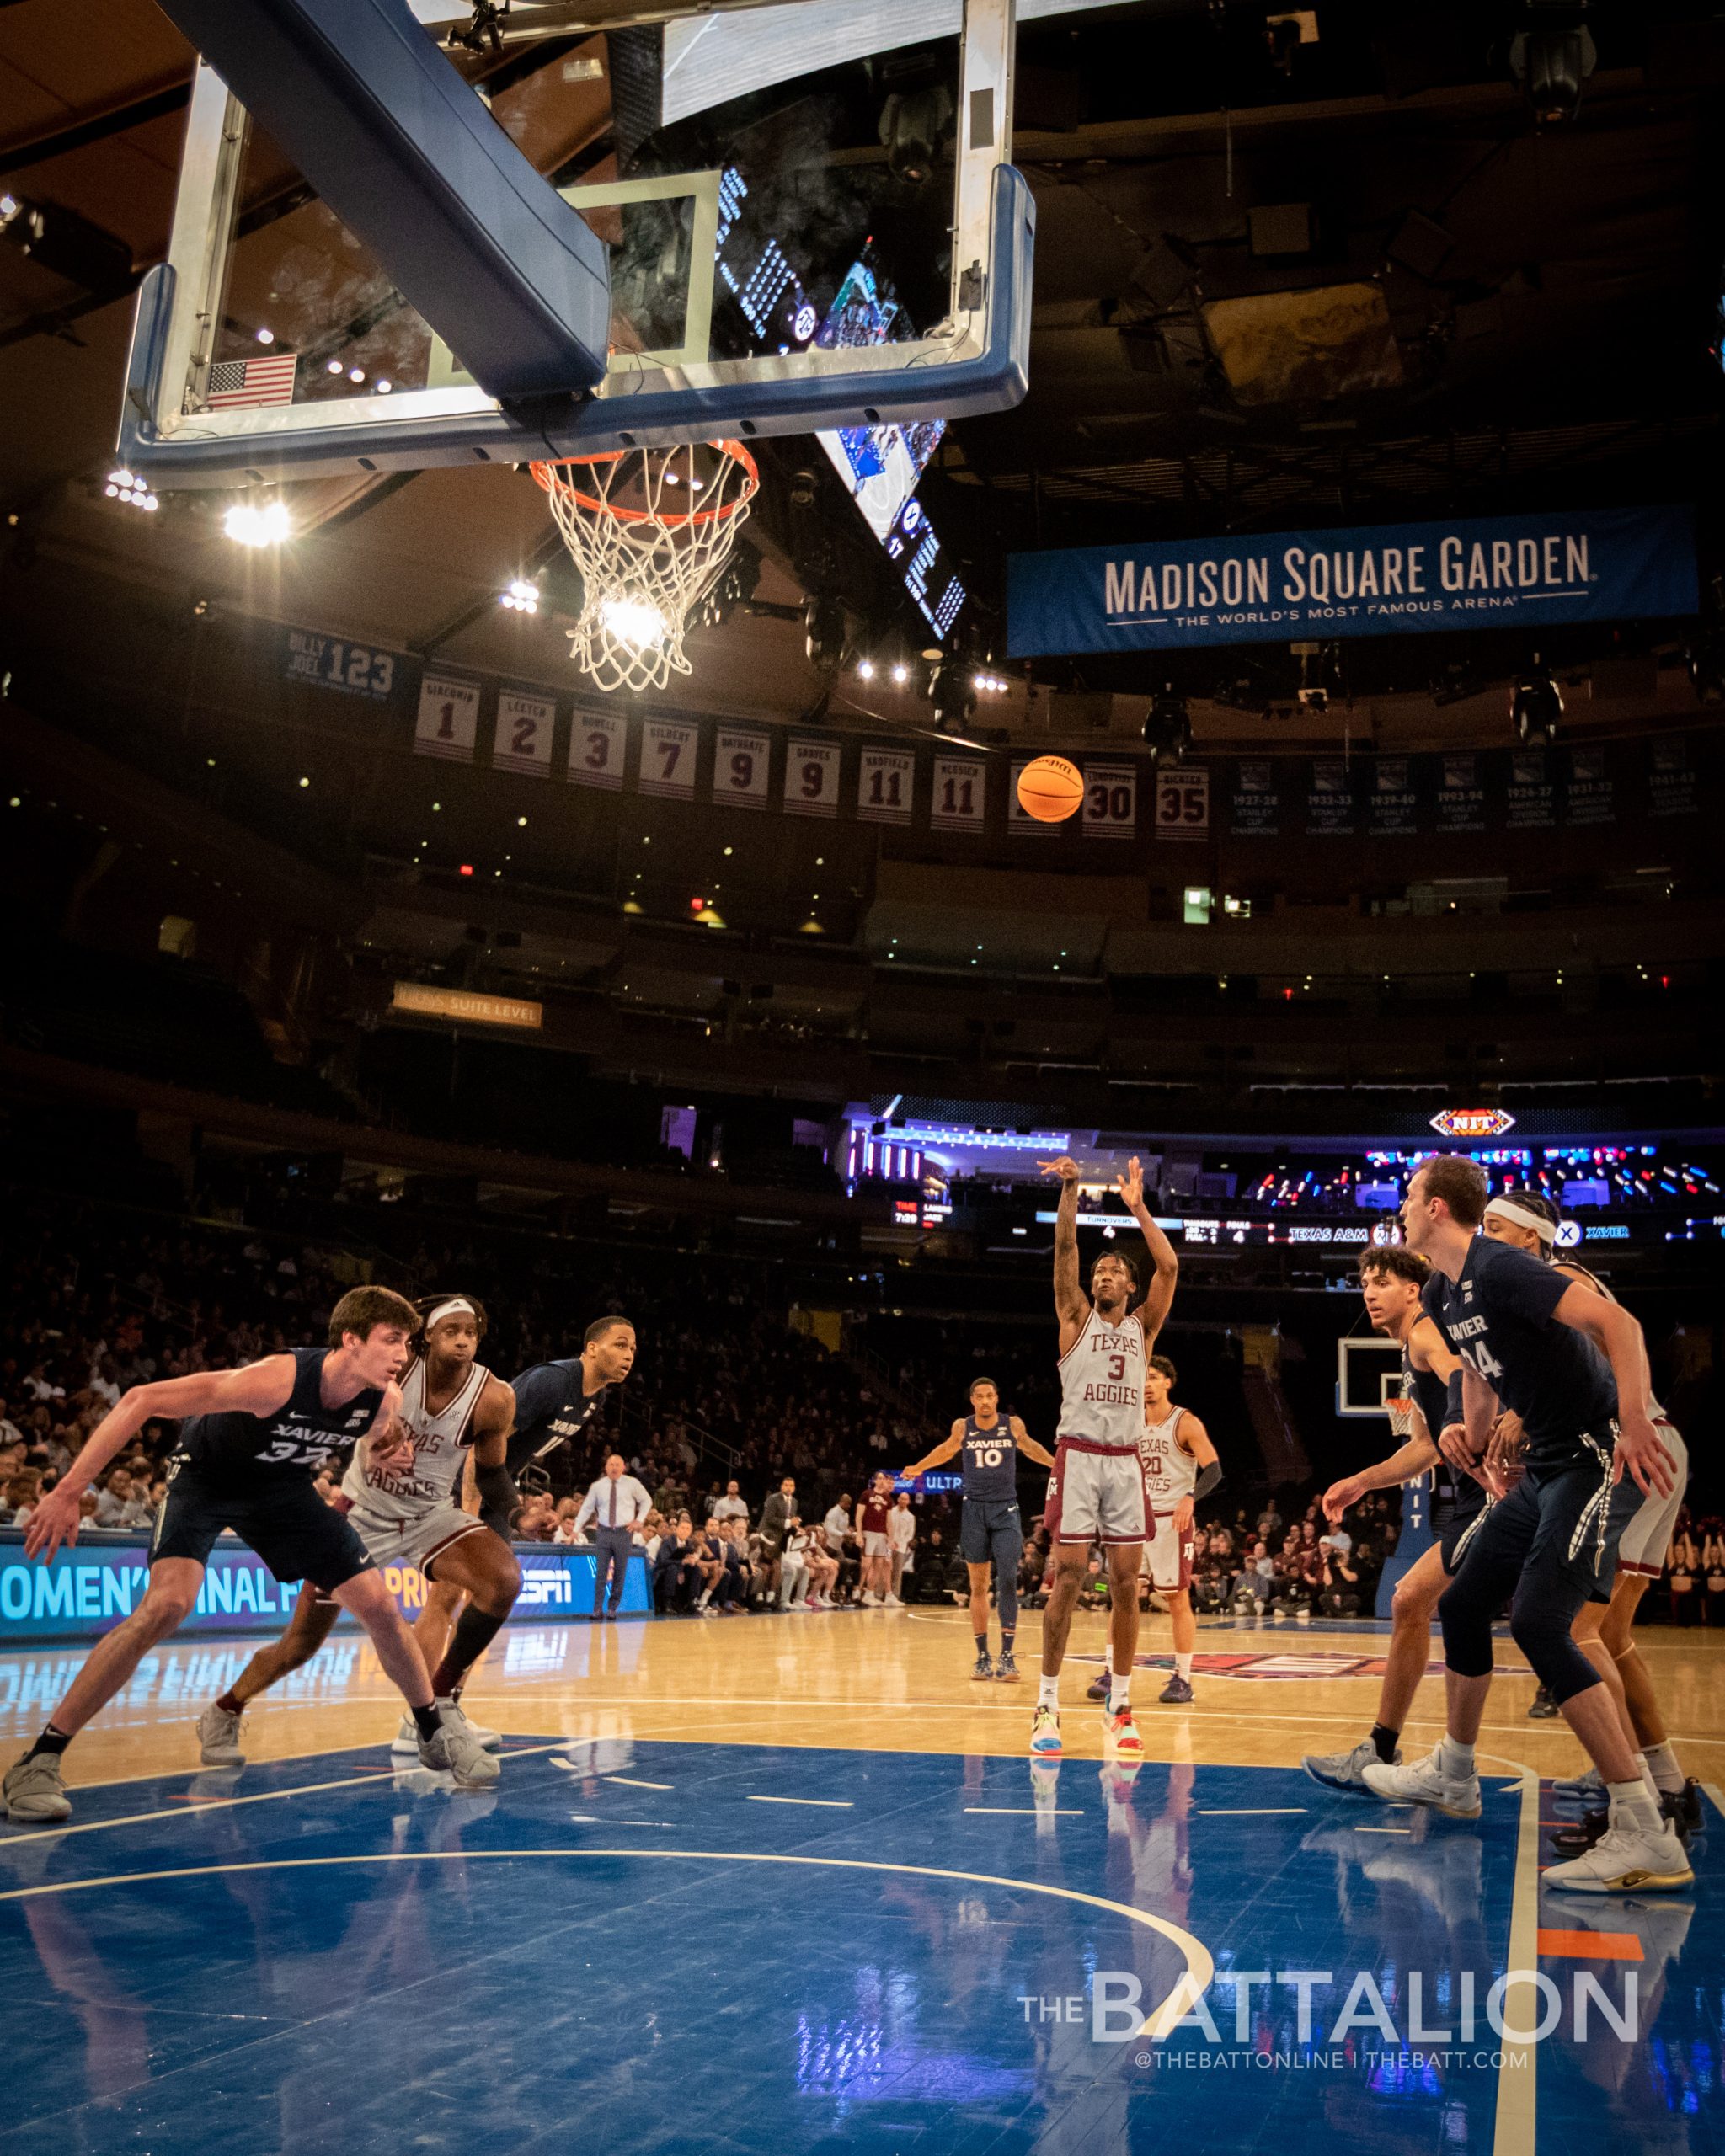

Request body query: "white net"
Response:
[1384, 1392, 1416, 1442]
[532, 441, 759, 694]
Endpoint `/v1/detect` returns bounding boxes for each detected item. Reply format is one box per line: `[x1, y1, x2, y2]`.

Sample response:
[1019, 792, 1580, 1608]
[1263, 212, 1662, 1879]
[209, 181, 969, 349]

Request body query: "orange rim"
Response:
[531, 440, 759, 528]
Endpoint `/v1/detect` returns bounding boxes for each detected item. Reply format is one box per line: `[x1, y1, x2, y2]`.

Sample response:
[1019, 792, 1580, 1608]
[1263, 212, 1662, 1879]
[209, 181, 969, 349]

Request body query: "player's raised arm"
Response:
[902, 1422, 966, 1481]
[1040, 1155, 1090, 1348]
[23, 1356, 298, 1561]
[1116, 1155, 1179, 1346]
[1009, 1415, 1056, 1470]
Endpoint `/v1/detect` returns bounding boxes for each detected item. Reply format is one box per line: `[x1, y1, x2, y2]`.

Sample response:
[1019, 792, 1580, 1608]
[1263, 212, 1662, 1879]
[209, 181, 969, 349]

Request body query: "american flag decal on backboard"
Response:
[206, 355, 298, 408]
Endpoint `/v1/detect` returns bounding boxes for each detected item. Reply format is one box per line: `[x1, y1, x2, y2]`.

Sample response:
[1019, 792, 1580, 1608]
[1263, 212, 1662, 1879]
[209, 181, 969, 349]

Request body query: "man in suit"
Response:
[756, 1476, 798, 1601]
[575, 1452, 651, 1618]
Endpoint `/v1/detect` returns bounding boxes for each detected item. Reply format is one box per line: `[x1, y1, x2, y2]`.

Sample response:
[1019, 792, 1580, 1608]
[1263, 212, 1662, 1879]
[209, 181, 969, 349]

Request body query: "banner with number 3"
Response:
[568, 711, 626, 790]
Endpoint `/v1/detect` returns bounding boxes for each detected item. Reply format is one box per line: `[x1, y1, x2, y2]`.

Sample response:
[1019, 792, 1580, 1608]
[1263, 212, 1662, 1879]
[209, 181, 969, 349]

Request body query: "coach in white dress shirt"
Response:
[576, 1454, 652, 1617]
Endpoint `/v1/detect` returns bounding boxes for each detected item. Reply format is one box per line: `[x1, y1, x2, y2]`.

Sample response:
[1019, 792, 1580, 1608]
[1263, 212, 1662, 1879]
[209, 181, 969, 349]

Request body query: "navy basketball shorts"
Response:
[960, 1498, 1023, 1571]
[151, 1456, 376, 1592]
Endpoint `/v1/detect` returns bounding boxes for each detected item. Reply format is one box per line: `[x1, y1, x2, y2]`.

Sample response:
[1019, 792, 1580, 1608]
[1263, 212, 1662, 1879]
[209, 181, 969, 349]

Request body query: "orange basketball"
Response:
[1017, 755, 1084, 824]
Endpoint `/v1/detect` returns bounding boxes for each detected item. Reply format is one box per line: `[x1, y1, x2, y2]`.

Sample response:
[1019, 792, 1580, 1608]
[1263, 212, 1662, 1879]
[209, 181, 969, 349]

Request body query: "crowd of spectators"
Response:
[2, 1187, 1719, 1630]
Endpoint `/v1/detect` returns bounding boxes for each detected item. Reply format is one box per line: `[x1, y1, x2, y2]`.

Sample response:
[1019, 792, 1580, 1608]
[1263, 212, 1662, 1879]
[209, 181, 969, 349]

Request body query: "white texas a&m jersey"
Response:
[344, 1353, 489, 1515]
[1140, 1405, 1196, 1509]
[1057, 1305, 1146, 1454]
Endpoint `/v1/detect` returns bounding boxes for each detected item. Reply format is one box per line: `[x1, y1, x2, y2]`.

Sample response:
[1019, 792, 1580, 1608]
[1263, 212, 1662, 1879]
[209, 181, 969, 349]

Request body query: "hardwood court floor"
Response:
[4, 1604, 1725, 1785]
[2, 1608, 1720, 2156]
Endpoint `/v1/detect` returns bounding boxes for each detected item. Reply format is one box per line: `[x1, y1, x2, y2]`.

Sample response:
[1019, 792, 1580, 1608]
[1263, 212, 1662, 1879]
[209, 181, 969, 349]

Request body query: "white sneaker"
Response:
[454, 1714, 502, 1753]
[196, 1700, 247, 1766]
[862, 1591, 881, 1607]
[884, 1593, 904, 1608]
[391, 1712, 422, 1756]
[1301, 1737, 1397, 1794]
[1544, 1811, 1695, 1894]
[1360, 1743, 1482, 1819]
[415, 1703, 500, 1790]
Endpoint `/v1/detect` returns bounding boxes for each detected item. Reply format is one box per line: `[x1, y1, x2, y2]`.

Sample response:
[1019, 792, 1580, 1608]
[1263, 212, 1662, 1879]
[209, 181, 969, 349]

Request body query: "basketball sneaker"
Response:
[1086, 1672, 1110, 1703]
[417, 1704, 500, 1790]
[884, 1593, 904, 1608]
[1302, 1737, 1398, 1794]
[1552, 1764, 1605, 1803]
[1029, 1705, 1063, 1757]
[393, 1710, 503, 1755]
[972, 1649, 995, 1682]
[1550, 1783, 1701, 1855]
[994, 1651, 1020, 1684]
[1360, 1743, 1481, 1819]
[1543, 1811, 1694, 1894]
[196, 1700, 247, 1766]
[1158, 1675, 1194, 1705]
[1527, 1684, 1559, 1719]
[2, 1750, 72, 1822]
[1103, 1707, 1144, 1759]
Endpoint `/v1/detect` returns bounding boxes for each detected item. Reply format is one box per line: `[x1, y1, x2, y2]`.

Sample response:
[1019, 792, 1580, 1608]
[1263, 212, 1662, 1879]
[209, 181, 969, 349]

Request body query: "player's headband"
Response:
[1483, 1198, 1556, 1246]
[425, 1297, 477, 1329]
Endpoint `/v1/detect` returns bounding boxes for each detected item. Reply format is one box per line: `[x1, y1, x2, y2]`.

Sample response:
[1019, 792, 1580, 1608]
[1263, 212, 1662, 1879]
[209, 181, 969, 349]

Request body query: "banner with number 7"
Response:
[639, 718, 698, 799]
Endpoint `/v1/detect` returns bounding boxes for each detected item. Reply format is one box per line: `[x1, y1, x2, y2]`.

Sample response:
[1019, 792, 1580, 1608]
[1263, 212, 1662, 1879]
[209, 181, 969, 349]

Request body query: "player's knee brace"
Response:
[996, 1570, 1019, 1632]
[1508, 1588, 1599, 1705]
[1436, 1576, 1496, 1679]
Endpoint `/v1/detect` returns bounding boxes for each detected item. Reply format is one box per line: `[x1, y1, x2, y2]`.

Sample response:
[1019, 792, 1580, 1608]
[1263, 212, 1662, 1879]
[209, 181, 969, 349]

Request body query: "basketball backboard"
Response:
[119, 0, 1031, 487]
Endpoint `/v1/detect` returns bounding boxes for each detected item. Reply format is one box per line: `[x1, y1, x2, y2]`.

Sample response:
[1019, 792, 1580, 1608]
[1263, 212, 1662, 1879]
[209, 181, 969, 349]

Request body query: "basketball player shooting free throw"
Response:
[1031, 1154, 1179, 1759]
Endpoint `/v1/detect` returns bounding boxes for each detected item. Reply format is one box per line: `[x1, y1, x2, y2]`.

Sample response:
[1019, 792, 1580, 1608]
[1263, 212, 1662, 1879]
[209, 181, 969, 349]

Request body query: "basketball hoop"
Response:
[1384, 1391, 1417, 1443]
[531, 440, 759, 693]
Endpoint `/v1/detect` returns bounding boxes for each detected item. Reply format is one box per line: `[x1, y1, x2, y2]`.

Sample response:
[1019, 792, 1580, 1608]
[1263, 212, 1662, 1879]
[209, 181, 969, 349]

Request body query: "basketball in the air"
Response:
[1017, 755, 1084, 823]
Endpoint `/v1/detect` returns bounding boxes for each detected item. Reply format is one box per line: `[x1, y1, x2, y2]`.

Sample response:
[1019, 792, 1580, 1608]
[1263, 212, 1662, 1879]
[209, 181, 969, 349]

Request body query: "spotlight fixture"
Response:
[1140, 684, 1191, 765]
[804, 593, 846, 674]
[500, 577, 539, 613]
[1508, 3, 1595, 126]
[857, 658, 876, 680]
[929, 651, 977, 730]
[223, 499, 291, 547]
[1509, 655, 1562, 744]
[879, 84, 954, 185]
[104, 468, 158, 512]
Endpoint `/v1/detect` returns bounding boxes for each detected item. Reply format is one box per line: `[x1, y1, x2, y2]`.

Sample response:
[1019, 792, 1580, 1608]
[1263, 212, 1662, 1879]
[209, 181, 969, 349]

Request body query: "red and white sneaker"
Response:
[1103, 1706, 1144, 1758]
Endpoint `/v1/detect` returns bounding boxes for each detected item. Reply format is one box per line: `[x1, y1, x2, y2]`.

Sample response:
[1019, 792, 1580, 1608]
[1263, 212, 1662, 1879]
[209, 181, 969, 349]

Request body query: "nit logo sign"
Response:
[1429, 1108, 1517, 1139]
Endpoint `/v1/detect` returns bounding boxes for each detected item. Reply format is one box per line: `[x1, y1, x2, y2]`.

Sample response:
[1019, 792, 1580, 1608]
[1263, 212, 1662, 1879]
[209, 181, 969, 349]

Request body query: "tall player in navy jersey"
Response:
[1360, 1156, 1689, 1894]
[2, 1286, 497, 1821]
[507, 1316, 637, 1484]
[1301, 1246, 1473, 1791]
[902, 1379, 1056, 1683]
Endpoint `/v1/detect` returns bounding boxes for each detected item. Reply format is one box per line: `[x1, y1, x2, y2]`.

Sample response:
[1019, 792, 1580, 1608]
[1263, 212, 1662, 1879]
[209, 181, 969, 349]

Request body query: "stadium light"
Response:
[224, 499, 291, 547]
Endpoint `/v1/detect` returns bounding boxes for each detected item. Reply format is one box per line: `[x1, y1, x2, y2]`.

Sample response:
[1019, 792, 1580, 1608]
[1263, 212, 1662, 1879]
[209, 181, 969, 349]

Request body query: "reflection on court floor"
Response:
[1, 1733, 1717, 2156]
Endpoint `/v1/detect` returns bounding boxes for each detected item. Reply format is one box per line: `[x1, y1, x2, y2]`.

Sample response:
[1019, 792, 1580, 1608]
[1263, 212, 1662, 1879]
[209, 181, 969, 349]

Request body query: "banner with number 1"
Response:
[414, 675, 480, 762]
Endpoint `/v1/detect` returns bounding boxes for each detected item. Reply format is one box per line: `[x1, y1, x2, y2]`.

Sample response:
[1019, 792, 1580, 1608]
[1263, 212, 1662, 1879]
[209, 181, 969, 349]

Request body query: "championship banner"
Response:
[858, 746, 915, 825]
[1230, 759, 1279, 836]
[1367, 756, 1418, 839]
[639, 718, 699, 799]
[1508, 749, 1556, 829]
[1564, 744, 1614, 827]
[414, 673, 481, 762]
[1306, 759, 1356, 837]
[1082, 760, 1137, 840]
[932, 755, 987, 833]
[493, 688, 556, 778]
[1648, 737, 1697, 817]
[1435, 753, 1486, 834]
[1007, 504, 1698, 656]
[569, 710, 627, 789]
[1152, 765, 1210, 841]
[784, 738, 841, 817]
[713, 727, 772, 809]
[1008, 760, 1061, 838]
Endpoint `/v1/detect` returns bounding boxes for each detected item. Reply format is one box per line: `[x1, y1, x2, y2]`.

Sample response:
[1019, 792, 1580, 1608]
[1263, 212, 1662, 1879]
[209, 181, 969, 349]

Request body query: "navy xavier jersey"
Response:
[176, 1346, 382, 1483]
[1402, 1337, 1453, 1448]
[509, 1360, 610, 1463]
[1422, 1236, 1616, 1468]
[959, 1416, 1019, 1502]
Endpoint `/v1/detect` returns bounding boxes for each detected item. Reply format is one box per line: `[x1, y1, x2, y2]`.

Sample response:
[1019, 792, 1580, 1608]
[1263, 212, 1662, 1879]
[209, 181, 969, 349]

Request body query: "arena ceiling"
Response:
[3, 0, 1725, 752]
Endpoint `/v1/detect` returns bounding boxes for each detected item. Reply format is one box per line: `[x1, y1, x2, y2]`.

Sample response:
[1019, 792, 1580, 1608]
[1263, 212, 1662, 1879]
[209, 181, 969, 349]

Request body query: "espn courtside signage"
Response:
[1006, 504, 1697, 656]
